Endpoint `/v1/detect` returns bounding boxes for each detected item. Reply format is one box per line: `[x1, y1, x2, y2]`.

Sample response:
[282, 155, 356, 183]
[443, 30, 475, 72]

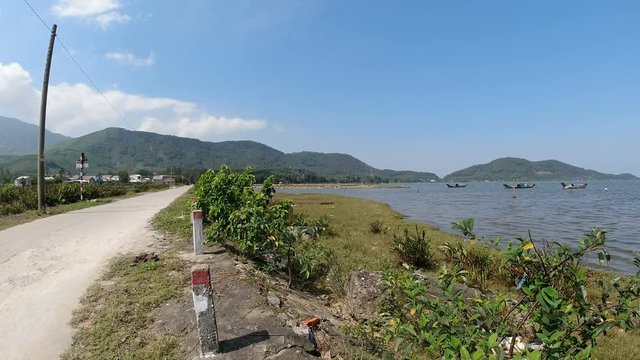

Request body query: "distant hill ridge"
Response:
[0, 116, 70, 155]
[0, 118, 635, 182]
[0, 127, 439, 182]
[444, 157, 637, 181]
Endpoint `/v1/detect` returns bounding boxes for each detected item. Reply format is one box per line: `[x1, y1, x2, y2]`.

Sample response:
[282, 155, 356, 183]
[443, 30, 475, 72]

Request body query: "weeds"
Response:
[369, 220, 385, 234]
[62, 254, 189, 360]
[368, 220, 640, 359]
[392, 227, 436, 270]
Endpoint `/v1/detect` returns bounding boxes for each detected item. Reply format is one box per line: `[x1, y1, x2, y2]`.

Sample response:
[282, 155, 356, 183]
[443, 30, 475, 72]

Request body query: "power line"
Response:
[20, 0, 135, 131]
[21, 0, 50, 31]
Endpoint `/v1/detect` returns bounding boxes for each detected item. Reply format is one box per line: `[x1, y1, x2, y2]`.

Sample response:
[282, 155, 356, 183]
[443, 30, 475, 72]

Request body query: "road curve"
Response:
[0, 186, 190, 360]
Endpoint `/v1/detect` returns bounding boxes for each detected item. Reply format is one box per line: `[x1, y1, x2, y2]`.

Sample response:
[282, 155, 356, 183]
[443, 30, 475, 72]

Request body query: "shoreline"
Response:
[274, 182, 406, 190]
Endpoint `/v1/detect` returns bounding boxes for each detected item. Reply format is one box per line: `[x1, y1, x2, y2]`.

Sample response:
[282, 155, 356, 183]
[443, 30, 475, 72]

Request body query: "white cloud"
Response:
[106, 51, 156, 67]
[51, 0, 130, 29]
[0, 62, 40, 122]
[139, 116, 267, 138]
[95, 11, 130, 28]
[0, 62, 268, 139]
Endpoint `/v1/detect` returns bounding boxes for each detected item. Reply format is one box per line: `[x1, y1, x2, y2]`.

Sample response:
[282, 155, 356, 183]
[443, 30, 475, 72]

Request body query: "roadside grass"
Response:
[0, 199, 111, 231]
[151, 189, 194, 240]
[276, 192, 640, 359]
[62, 254, 190, 360]
[62, 191, 193, 360]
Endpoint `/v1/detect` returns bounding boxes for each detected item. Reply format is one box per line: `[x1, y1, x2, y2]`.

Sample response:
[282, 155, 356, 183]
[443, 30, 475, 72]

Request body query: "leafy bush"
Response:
[439, 242, 505, 291]
[194, 165, 333, 288]
[378, 269, 507, 359]
[392, 227, 435, 270]
[367, 219, 640, 359]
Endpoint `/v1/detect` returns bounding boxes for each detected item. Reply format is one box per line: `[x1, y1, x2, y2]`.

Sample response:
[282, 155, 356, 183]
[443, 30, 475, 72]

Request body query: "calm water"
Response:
[282, 180, 640, 274]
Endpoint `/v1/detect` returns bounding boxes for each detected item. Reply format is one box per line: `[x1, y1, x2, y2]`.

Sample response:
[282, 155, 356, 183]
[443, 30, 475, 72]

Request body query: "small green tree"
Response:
[194, 165, 331, 288]
[117, 170, 129, 184]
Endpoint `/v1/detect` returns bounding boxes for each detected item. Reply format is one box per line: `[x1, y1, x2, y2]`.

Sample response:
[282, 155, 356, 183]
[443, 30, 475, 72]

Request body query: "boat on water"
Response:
[562, 182, 587, 190]
[447, 183, 467, 188]
[503, 183, 535, 189]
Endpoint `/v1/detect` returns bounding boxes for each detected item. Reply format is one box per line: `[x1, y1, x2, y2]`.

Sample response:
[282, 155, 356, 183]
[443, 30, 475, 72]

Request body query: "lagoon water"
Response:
[282, 180, 640, 274]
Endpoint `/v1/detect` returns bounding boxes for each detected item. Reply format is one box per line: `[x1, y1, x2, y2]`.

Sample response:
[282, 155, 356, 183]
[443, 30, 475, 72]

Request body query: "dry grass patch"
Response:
[275, 193, 463, 296]
[62, 254, 190, 360]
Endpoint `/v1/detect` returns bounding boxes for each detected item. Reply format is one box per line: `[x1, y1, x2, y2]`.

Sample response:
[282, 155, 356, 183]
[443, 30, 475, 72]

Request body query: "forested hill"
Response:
[0, 116, 70, 155]
[1, 127, 439, 182]
[444, 157, 638, 181]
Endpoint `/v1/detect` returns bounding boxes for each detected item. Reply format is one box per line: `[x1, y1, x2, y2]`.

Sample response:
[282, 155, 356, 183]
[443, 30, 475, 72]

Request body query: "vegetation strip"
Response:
[0, 183, 170, 230]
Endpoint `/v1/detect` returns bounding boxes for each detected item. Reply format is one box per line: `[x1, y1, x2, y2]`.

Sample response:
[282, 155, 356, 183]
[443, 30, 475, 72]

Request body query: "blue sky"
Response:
[1, 1, 639, 177]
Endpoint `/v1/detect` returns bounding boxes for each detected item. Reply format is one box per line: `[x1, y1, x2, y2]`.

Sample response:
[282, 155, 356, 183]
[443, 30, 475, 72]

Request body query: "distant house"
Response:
[129, 174, 143, 183]
[14, 176, 31, 187]
[101, 175, 119, 182]
[152, 175, 175, 185]
[82, 176, 96, 183]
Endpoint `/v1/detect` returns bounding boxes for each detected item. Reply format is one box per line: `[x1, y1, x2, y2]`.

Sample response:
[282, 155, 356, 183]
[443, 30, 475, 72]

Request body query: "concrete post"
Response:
[192, 264, 219, 357]
[192, 210, 204, 255]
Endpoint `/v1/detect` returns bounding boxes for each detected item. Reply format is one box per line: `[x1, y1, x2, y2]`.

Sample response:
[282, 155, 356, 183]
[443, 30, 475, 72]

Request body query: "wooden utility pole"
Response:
[77, 152, 87, 201]
[37, 24, 57, 213]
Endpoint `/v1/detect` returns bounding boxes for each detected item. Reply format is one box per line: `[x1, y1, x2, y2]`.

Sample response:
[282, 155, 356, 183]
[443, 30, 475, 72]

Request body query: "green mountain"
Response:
[1, 127, 439, 182]
[0, 116, 71, 155]
[444, 157, 638, 182]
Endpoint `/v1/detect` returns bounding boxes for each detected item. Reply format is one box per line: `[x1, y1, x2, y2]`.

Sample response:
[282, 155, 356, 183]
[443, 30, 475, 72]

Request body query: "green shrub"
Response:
[439, 242, 503, 291]
[372, 219, 640, 359]
[392, 227, 435, 270]
[194, 165, 332, 288]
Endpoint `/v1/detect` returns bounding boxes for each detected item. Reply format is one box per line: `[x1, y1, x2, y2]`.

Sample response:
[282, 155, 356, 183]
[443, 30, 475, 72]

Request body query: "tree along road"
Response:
[0, 186, 190, 360]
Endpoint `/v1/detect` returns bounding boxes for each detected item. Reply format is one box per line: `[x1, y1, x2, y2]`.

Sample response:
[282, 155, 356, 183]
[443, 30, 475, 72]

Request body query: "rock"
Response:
[292, 326, 308, 336]
[290, 226, 317, 241]
[346, 269, 384, 321]
[500, 336, 526, 353]
[268, 294, 282, 308]
[414, 271, 477, 302]
[130, 252, 159, 266]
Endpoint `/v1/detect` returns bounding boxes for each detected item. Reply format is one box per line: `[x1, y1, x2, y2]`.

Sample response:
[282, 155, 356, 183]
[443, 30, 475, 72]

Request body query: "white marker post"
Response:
[192, 209, 204, 255]
[192, 264, 220, 357]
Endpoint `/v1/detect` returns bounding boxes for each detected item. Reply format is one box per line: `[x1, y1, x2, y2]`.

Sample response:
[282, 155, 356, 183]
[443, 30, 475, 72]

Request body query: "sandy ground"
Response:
[0, 186, 189, 360]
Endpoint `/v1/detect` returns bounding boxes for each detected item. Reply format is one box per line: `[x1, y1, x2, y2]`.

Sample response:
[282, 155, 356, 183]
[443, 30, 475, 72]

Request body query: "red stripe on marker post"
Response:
[191, 264, 219, 355]
[192, 265, 211, 286]
[192, 209, 203, 219]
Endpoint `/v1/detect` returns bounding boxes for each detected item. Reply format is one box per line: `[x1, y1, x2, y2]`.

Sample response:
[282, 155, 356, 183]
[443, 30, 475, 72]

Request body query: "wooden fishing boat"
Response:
[561, 182, 587, 190]
[447, 183, 467, 188]
[503, 183, 535, 189]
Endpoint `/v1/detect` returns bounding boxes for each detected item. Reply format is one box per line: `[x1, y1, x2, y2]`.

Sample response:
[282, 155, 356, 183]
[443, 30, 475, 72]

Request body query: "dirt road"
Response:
[0, 186, 190, 360]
